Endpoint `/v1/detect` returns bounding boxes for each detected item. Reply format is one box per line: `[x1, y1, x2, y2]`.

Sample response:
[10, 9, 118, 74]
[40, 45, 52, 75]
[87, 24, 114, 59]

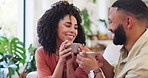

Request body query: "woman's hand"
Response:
[66, 53, 76, 65]
[58, 40, 72, 64]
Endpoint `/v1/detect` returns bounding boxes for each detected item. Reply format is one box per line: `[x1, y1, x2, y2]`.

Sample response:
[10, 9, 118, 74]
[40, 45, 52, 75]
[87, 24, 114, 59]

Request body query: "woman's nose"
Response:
[69, 27, 76, 32]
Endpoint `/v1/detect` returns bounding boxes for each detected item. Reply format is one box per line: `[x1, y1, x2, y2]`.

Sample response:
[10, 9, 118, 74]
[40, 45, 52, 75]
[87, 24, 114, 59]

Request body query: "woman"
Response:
[36, 1, 89, 78]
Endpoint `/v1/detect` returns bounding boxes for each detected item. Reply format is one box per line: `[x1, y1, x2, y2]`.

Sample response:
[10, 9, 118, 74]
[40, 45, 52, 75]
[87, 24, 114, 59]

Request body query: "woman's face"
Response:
[57, 15, 78, 44]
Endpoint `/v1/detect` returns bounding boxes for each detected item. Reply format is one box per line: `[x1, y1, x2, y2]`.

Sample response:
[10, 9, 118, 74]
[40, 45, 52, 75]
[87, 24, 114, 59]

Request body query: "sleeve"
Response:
[75, 66, 88, 78]
[35, 48, 52, 78]
[125, 69, 148, 78]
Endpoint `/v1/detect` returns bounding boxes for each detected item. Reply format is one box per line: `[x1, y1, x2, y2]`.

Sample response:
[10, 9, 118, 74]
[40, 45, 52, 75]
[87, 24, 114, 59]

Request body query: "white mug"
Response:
[79, 52, 96, 57]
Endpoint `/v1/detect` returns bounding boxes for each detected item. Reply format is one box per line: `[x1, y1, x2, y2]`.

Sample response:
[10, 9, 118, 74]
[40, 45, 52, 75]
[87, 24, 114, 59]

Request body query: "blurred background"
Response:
[0, 0, 118, 48]
[0, 0, 148, 78]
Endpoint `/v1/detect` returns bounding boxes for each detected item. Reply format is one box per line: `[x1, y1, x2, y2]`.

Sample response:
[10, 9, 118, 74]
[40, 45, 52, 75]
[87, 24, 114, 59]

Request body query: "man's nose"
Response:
[108, 25, 113, 32]
[108, 25, 111, 31]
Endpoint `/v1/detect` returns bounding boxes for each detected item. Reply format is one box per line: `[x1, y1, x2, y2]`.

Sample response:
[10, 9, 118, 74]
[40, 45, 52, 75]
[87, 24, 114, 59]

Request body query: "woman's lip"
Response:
[67, 38, 74, 41]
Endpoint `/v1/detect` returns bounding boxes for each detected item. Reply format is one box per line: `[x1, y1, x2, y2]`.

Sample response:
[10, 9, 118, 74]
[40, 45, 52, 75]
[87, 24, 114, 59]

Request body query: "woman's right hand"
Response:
[58, 40, 72, 64]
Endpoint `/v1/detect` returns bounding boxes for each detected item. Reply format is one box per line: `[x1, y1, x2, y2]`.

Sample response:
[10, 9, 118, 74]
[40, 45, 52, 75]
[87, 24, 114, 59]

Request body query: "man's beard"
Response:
[113, 25, 126, 45]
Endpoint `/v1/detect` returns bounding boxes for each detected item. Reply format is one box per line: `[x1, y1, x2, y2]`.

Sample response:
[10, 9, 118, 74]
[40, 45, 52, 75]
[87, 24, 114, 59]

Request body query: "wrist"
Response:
[89, 68, 102, 78]
[93, 68, 102, 75]
[58, 59, 65, 65]
[92, 65, 99, 70]
[67, 63, 73, 67]
[100, 57, 107, 69]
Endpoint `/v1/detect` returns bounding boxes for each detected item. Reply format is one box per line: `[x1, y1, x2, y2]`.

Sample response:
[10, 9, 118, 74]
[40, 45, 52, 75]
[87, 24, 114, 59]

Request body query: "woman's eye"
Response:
[75, 27, 78, 29]
[66, 25, 71, 27]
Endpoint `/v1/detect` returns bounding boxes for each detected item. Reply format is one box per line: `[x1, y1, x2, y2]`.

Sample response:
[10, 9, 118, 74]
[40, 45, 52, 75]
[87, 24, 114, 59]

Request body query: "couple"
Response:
[36, 0, 148, 78]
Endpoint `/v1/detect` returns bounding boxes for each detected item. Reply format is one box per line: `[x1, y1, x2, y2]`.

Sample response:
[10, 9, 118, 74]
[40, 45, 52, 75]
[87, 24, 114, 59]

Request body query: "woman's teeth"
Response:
[67, 35, 74, 38]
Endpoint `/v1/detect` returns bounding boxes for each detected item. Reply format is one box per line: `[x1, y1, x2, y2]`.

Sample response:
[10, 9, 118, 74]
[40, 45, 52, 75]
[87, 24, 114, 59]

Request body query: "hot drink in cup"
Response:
[67, 43, 80, 56]
[66, 43, 80, 59]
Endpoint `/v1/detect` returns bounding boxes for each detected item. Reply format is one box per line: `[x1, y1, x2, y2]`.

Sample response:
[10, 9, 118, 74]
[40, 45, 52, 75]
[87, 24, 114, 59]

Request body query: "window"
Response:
[0, 0, 18, 37]
[0, 0, 24, 42]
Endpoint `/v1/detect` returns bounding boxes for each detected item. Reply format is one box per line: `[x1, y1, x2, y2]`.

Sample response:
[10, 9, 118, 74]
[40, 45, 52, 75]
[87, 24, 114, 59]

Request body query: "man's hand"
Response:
[76, 52, 103, 73]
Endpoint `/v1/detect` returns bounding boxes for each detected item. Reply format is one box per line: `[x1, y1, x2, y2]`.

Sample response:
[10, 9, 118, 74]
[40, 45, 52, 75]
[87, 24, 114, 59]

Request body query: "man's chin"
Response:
[113, 39, 124, 45]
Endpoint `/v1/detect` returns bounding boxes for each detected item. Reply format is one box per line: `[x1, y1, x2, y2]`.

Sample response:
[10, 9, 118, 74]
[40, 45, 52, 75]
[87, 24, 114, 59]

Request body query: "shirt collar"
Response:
[120, 29, 148, 62]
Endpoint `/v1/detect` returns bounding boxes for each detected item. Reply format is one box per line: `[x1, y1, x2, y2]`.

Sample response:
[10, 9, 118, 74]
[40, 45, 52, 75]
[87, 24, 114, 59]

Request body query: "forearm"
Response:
[66, 64, 76, 78]
[52, 61, 64, 78]
[101, 59, 114, 78]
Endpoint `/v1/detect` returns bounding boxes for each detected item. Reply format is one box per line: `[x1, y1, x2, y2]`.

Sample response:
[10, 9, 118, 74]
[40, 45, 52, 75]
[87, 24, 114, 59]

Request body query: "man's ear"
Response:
[126, 16, 134, 29]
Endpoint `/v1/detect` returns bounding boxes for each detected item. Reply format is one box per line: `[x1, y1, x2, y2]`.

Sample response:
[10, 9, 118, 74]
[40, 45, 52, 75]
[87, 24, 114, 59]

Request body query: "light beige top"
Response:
[114, 29, 148, 78]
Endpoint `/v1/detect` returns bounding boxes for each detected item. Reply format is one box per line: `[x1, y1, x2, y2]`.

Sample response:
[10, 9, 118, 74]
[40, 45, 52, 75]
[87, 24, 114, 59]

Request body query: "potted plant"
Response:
[19, 44, 37, 78]
[23, 44, 37, 74]
[81, 0, 97, 40]
[81, 9, 93, 40]
[0, 36, 26, 78]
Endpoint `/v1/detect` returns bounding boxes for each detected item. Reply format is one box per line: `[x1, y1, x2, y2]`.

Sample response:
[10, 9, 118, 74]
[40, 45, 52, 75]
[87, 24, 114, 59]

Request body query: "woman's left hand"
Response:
[66, 52, 76, 66]
[58, 40, 72, 64]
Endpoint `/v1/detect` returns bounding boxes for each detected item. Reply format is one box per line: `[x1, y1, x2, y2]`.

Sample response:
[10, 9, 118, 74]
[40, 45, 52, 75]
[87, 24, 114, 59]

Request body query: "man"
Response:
[77, 0, 148, 78]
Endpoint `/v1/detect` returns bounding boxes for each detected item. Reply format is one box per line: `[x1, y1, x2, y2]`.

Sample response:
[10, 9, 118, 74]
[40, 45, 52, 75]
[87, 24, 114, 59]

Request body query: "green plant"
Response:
[99, 19, 108, 28]
[80, 0, 97, 40]
[0, 36, 26, 78]
[81, 9, 93, 39]
[91, 0, 96, 3]
[23, 44, 37, 74]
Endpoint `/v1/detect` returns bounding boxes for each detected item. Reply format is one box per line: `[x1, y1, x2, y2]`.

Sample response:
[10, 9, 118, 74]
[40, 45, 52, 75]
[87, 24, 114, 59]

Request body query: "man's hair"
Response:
[37, 1, 86, 53]
[112, 0, 148, 21]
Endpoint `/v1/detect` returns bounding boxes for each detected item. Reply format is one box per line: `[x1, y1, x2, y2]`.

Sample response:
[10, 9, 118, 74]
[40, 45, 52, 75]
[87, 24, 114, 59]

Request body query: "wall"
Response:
[29, 0, 117, 48]
[26, 0, 148, 48]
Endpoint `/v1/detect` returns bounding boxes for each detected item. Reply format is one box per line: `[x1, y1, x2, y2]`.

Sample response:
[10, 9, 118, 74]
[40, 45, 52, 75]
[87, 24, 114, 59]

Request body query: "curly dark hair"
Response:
[112, 0, 148, 21]
[37, 1, 86, 53]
